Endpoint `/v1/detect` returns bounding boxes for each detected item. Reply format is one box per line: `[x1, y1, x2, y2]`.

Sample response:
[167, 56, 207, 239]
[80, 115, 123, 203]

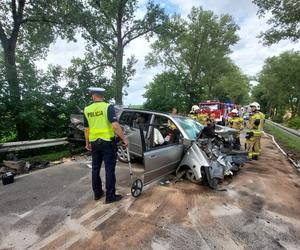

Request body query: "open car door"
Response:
[141, 122, 185, 185]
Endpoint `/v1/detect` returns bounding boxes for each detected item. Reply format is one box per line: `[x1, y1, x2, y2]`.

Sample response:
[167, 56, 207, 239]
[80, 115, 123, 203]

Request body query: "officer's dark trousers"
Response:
[91, 139, 117, 200]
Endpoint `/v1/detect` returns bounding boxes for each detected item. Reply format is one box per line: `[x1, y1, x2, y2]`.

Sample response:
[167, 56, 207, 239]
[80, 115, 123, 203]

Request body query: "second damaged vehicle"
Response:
[118, 109, 248, 190]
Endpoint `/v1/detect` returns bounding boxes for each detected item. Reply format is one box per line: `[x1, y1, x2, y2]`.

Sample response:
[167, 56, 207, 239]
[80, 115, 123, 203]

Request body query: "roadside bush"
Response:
[287, 117, 300, 130]
[272, 115, 283, 123]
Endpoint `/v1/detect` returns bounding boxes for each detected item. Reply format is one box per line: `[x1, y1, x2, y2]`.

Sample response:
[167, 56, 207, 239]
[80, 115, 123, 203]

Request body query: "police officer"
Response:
[84, 87, 128, 203]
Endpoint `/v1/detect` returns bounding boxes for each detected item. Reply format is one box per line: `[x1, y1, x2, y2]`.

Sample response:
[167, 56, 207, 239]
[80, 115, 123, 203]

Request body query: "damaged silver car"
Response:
[118, 109, 248, 189]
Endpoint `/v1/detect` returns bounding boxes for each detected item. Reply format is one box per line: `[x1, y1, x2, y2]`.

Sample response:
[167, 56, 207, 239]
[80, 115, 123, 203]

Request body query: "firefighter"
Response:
[84, 87, 128, 203]
[245, 102, 265, 160]
[209, 112, 215, 124]
[189, 105, 200, 120]
[228, 109, 243, 149]
[198, 110, 209, 125]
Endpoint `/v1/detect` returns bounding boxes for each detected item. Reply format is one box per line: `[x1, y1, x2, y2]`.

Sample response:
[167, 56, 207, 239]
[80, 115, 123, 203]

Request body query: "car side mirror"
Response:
[180, 138, 192, 147]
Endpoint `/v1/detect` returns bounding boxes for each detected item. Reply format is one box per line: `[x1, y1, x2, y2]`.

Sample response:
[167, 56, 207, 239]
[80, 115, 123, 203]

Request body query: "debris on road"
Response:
[159, 180, 171, 185]
[2, 171, 14, 185]
[3, 160, 26, 173]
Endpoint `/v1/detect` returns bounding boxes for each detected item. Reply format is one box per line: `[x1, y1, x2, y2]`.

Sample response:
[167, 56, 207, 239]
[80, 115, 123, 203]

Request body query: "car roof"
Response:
[121, 108, 188, 119]
[122, 108, 170, 116]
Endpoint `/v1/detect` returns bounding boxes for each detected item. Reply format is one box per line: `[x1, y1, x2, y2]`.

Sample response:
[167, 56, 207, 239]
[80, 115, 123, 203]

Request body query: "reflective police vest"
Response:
[84, 102, 114, 142]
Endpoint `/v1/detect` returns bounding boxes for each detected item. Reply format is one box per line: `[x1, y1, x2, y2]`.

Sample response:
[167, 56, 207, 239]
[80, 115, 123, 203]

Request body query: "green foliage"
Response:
[73, 0, 167, 104]
[264, 122, 300, 157]
[64, 55, 112, 113]
[0, 0, 78, 59]
[253, 50, 300, 120]
[287, 117, 300, 130]
[145, 7, 239, 108]
[21, 150, 71, 163]
[21, 146, 84, 163]
[143, 71, 191, 113]
[251, 83, 269, 115]
[212, 63, 250, 104]
[0, 0, 79, 140]
[0, 52, 69, 141]
[253, 0, 300, 45]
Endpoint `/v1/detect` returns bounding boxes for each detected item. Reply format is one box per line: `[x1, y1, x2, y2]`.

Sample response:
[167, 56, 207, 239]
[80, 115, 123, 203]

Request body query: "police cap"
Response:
[88, 87, 105, 95]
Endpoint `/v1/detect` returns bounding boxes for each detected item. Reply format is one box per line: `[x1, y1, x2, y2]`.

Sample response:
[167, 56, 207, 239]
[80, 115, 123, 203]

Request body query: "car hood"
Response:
[214, 125, 238, 137]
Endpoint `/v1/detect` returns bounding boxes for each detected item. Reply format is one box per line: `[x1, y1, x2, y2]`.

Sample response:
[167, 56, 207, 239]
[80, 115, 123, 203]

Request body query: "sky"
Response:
[36, 0, 300, 105]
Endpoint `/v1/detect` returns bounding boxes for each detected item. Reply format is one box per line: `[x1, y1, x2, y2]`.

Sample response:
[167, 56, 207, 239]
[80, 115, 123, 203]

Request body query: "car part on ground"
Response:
[68, 114, 85, 142]
[2, 171, 14, 185]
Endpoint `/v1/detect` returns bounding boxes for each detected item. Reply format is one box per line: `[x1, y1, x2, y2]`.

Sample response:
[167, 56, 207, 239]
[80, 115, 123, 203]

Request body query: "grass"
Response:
[21, 147, 85, 163]
[264, 122, 300, 158]
[22, 150, 71, 163]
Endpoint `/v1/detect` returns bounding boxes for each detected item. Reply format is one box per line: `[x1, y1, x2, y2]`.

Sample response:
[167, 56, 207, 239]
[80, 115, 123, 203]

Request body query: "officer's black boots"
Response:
[105, 194, 123, 204]
[94, 190, 104, 201]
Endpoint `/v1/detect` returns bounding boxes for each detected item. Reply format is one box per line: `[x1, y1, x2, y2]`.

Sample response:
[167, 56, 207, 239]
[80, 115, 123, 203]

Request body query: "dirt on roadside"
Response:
[29, 134, 300, 250]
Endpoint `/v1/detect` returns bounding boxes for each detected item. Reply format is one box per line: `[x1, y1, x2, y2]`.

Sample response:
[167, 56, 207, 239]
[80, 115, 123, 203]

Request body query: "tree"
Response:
[64, 54, 113, 113]
[0, 0, 77, 140]
[213, 64, 250, 104]
[76, 0, 167, 105]
[0, 54, 69, 141]
[253, 0, 300, 44]
[253, 50, 300, 120]
[145, 7, 239, 108]
[143, 71, 190, 112]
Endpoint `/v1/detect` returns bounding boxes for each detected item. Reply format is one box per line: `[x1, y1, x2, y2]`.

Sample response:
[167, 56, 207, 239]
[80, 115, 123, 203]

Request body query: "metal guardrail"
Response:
[266, 120, 300, 138]
[0, 138, 68, 153]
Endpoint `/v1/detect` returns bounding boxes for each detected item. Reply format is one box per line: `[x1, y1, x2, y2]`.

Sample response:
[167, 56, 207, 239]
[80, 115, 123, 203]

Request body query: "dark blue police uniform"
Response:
[84, 104, 118, 201]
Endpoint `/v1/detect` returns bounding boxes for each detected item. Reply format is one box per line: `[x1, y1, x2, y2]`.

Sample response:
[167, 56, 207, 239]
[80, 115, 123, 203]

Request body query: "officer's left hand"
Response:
[122, 138, 129, 147]
[85, 143, 92, 151]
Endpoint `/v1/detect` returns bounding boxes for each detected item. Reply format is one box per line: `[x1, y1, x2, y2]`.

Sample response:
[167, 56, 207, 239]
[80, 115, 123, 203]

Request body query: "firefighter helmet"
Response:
[190, 105, 200, 113]
[250, 102, 260, 110]
[232, 109, 238, 114]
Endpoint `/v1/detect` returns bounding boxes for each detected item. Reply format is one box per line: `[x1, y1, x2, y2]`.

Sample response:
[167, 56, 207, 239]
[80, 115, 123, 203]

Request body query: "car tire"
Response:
[176, 166, 201, 183]
[117, 145, 130, 163]
[186, 169, 202, 183]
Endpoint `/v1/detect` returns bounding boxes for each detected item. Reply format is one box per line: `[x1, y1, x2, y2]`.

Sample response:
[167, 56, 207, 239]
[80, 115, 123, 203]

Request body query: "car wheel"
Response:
[185, 168, 201, 183]
[117, 145, 129, 163]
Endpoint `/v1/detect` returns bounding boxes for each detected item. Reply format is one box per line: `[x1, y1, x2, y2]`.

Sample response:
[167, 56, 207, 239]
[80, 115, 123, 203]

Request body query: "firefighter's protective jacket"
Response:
[228, 116, 244, 131]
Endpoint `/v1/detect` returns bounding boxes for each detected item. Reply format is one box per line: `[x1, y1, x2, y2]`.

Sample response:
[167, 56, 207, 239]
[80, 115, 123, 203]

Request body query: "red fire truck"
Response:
[198, 101, 236, 125]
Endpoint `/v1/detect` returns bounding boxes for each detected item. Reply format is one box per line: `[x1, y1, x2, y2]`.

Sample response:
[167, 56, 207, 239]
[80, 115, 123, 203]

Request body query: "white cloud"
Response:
[167, 0, 300, 77]
[35, 35, 86, 71]
[123, 37, 163, 105]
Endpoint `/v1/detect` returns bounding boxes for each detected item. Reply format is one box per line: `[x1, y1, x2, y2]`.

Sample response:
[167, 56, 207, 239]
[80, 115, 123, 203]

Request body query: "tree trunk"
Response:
[3, 41, 28, 140]
[115, 4, 123, 105]
[115, 42, 123, 105]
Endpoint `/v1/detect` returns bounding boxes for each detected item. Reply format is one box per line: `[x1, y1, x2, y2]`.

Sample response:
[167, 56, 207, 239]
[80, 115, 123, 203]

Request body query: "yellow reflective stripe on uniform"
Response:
[251, 130, 262, 136]
[249, 111, 265, 130]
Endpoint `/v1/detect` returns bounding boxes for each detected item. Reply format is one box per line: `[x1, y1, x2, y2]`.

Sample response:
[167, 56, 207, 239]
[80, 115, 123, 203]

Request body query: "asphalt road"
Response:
[0, 157, 137, 249]
[1, 135, 300, 250]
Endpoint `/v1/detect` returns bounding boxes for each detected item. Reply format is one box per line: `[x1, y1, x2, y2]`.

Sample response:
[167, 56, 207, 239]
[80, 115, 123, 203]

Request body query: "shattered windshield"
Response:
[174, 117, 204, 140]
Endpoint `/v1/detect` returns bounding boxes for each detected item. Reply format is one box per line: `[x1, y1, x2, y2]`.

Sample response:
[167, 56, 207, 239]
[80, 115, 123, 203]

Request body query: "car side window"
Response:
[119, 111, 135, 126]
[132, 112, 151, 131]
[149, 115, 181, 148]
[119, 111, 151, 131]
